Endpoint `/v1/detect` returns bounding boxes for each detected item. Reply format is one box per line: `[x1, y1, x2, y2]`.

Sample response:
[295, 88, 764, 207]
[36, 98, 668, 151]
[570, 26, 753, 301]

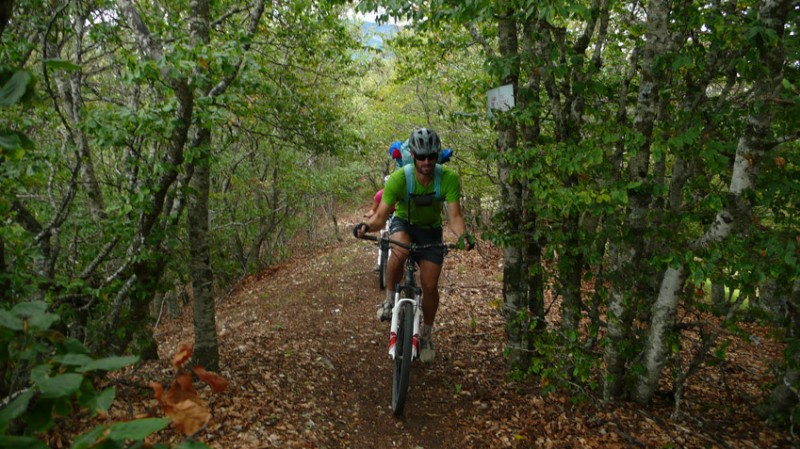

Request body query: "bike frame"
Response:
[388, 255, 422, 360]
[357, 233, 452, 360]
[384, 238, 453, 360]
[357, 232, 454, 416]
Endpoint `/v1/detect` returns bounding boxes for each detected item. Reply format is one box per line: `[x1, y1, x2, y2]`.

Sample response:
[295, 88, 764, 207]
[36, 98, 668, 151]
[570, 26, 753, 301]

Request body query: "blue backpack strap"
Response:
[404, 163, 443, 201]
[403, 163, 415, 202]
[433, 164, 442, 200]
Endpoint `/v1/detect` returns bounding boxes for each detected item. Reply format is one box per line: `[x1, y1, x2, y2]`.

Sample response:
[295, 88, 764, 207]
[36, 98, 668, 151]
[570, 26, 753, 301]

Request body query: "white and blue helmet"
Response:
[407, 128, 441, 156]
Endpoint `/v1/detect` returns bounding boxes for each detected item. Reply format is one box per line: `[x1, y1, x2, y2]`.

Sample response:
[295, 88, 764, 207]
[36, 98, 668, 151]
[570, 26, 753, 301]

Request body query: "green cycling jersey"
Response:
[381, 164, 461, 228]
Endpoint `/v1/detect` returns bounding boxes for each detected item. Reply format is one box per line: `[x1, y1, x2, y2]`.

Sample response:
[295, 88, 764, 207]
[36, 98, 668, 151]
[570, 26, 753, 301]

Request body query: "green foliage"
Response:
[0, 70, 35, 107]
[0, 300, 211, 448]
[517, 327, 600, 398]
[0, 0, 379, 355]
[0, 301, 130, 434]
[2, 0, 796, 420]
[73, 418, 172, 448]
[0, 65, 40, 301]
[366, 0, 800, 411]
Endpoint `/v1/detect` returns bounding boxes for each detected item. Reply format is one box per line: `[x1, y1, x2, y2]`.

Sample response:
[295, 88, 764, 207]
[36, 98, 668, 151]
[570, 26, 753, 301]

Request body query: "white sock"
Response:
[386, 290, 394, 304]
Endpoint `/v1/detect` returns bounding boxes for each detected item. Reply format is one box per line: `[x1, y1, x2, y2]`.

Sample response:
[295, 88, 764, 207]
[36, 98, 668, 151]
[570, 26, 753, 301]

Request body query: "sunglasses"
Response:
[414, 153, 439, 161]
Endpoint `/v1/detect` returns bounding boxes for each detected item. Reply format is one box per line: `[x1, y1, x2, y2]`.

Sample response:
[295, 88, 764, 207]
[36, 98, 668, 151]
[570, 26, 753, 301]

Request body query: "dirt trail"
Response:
[153, 231, 509, 449]
[100, 222, 793, 449]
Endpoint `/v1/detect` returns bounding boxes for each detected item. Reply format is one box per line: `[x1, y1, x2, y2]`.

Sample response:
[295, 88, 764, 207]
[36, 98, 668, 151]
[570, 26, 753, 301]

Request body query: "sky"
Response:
[345, 5, 404, 26]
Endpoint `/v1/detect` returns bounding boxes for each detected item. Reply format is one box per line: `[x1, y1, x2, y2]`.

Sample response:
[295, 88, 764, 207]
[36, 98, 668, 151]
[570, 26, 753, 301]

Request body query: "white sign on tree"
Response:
[487, 84, 514, 118]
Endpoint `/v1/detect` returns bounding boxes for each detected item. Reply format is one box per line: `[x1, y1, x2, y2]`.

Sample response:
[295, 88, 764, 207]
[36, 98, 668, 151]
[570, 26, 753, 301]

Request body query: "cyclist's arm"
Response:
[446, 201, 468, 239]
[364, 198, 379, 218]
[363, 201, 393, 233]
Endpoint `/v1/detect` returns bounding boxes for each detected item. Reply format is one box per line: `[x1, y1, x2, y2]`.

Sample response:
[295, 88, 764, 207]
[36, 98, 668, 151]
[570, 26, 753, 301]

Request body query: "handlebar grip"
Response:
[360, 234, 378, 242]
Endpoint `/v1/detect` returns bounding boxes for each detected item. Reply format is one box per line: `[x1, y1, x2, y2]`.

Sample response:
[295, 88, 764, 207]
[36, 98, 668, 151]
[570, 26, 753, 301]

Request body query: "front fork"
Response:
[388, 289, 421, 360]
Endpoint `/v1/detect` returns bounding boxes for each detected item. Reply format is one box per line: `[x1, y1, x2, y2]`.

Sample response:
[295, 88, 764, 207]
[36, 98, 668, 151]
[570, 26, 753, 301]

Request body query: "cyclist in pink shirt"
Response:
[364, 177, 395, 219]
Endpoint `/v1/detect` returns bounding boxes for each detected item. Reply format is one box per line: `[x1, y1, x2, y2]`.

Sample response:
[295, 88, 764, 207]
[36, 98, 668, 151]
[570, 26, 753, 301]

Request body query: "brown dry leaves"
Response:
[121, 215, 795, 448]
[150, 343, 229, 436]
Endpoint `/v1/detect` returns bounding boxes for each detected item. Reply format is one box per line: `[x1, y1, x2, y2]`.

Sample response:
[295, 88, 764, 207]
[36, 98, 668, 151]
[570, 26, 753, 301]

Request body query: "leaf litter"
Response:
[55, 214, 795, 448]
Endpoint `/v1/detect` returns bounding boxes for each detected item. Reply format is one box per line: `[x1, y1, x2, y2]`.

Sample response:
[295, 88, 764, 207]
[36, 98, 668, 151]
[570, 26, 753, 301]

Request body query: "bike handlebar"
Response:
[357, 233, 456, 251]
[358, 233, 379, 242]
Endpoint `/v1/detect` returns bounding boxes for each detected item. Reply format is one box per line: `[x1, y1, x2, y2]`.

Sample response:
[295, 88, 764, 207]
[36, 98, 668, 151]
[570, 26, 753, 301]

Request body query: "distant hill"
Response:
[360, 22, 400, 51]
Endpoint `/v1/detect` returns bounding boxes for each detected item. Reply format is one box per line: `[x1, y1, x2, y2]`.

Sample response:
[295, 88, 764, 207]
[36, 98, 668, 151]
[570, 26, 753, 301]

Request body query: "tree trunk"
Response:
[188, 136, 219, 370]
[602, 48, 640, 397]
[102, 0, 196, 356]
[520, 17, 545, 357]
[186, 0, 265, 368]
[558, 224, 583, 340]
[60, 7, 106, 221]
[494, 4, 529, 372]
[604, 0, 672, 401]
[602, 247, 632, 401]
[759, 279, 800, 418]
[711, 281, 727, 315]
[633, 0, 793, 403]
[185, 0, 219, 370]
[633, 265, 683, 402]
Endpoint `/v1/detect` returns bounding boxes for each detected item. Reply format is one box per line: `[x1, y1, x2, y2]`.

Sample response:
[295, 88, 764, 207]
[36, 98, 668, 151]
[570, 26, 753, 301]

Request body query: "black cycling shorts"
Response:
[389, 217, 445, 265]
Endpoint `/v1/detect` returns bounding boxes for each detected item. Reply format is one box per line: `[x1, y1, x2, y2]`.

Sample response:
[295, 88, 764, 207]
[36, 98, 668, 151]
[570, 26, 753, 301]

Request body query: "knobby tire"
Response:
[392, 300, 414, 415]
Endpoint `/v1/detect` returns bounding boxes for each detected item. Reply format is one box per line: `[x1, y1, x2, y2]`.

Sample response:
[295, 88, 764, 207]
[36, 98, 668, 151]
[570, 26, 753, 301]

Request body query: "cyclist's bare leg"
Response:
[376, 231, 411, 321]
[418, 260, 442, 363]
[386, 231, 411, 294]
[419, 260, 443, 326]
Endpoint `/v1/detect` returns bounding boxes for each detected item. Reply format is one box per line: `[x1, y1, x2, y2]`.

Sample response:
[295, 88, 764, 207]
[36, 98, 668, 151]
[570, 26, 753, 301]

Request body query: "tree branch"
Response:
[464, 23, 494, 58]
[207, 0, 266, 98]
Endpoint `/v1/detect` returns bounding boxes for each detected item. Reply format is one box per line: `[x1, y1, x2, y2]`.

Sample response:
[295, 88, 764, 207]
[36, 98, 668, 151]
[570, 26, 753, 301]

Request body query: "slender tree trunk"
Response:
[63, 8, 106, 221]
[103, 0, 196, 356]
[470, 11, 549, 374]
[187, 0, 265, 368]
[602, 246, 631, 400]
[11, 201, 52, 281]
[711, 282, 727, 314]
[186, 0, 219, 370]
[633, 0, 793, 403]
[188, 133, 219, 369]
[601, 50, 639, 382]
[495, 4, 528, 372]
[559, 225, 582, 338]
[520, 17, 545, 355]
[536, 0, 609, 376]
[604, 0, 672, 401]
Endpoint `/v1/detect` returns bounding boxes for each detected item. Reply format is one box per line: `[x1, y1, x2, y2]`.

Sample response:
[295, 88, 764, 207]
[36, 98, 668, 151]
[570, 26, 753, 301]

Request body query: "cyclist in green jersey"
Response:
[355, 128, 474, 363]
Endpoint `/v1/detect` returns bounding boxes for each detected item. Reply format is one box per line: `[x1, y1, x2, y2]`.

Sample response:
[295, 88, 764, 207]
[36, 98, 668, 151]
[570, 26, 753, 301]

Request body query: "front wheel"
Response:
[392, 300, 414, 415]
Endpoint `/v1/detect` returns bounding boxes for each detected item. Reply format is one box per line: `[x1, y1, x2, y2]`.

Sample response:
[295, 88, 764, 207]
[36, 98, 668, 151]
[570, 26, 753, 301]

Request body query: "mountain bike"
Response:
[358, 233, 453, 415]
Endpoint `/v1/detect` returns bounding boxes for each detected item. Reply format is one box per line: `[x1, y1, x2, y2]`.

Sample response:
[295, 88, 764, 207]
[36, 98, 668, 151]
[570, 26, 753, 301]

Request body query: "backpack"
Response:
[388, 140, 453, 169]
[403, 163, 443, 206]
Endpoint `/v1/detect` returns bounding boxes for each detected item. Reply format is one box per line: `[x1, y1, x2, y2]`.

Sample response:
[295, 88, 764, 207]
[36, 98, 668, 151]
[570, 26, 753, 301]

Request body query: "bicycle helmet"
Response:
[407, 128, 441, 156]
